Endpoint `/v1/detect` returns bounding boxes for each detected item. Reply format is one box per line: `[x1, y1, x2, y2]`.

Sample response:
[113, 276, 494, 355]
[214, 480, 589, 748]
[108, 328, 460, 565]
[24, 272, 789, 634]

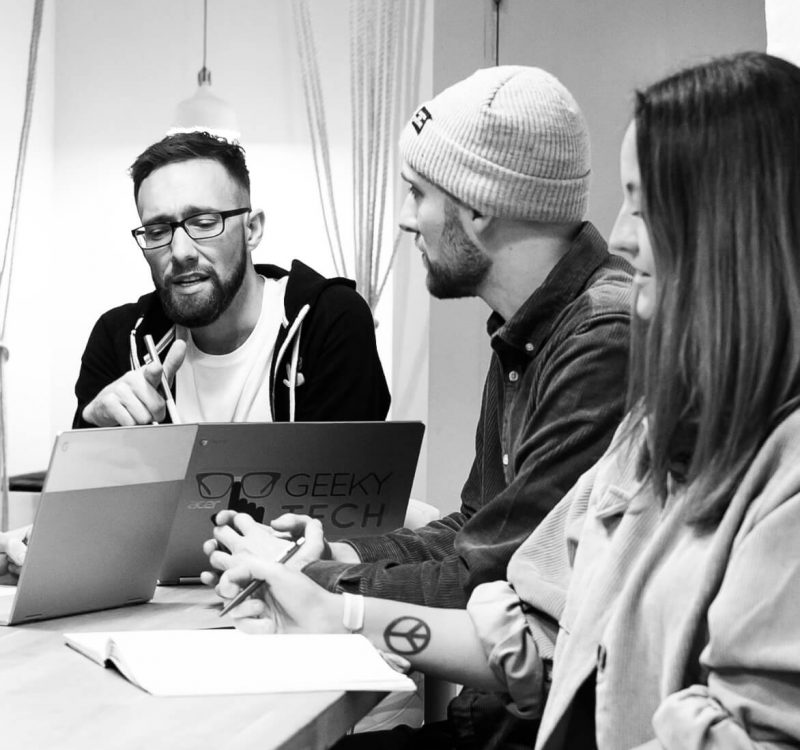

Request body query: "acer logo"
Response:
[187, 500, 223, 510]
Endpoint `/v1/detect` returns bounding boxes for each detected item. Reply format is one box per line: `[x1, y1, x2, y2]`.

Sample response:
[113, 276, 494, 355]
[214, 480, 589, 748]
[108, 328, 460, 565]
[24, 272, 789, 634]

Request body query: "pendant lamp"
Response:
[167, 0, 240, 141]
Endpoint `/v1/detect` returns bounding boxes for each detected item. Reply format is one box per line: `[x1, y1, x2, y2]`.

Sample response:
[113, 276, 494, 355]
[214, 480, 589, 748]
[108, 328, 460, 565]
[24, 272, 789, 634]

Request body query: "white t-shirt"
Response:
[174, 276, 288, 423]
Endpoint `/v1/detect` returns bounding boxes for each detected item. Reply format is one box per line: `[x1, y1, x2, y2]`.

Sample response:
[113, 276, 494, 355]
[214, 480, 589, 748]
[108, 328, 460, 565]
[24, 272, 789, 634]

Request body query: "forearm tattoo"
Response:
[383, 616, 431, 655]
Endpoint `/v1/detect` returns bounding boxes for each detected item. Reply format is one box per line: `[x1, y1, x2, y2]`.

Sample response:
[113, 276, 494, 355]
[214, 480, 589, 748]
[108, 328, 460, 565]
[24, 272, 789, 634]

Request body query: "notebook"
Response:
[64, 629, 416, 696]
[159, 421, 424, 584]
[0, 424, 198, 626]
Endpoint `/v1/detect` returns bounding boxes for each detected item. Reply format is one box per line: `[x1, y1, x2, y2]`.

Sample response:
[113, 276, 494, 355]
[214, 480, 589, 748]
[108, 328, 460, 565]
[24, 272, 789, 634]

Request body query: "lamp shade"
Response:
[168, 76, 240, 142]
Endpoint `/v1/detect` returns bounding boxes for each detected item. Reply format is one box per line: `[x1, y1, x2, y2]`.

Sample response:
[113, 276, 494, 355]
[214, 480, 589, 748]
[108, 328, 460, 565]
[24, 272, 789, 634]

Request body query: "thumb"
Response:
[141, 360, 165, 390]
[270, 512, 313, 538]
[162, 339, 187, 386]
[6, 539, 26, 566]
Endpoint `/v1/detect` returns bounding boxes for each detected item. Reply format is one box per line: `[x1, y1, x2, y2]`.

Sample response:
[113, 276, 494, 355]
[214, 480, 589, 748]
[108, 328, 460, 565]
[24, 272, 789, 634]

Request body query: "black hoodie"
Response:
[73, 260, 390, 427]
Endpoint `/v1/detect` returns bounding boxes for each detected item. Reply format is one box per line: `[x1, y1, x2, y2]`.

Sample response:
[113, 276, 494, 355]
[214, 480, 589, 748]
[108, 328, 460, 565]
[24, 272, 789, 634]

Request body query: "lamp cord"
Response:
[495, 0, 501, 66]
[202, 0, 208, 70]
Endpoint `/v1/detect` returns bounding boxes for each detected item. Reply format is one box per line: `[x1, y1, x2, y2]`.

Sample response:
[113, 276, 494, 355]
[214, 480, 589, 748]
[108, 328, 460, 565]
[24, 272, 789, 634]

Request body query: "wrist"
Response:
[341, 592, 365, 634]
[328, 592, 350, 634]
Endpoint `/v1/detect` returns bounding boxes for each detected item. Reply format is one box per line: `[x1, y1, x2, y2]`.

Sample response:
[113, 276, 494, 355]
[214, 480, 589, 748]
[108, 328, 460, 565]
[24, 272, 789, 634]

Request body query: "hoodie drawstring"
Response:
[274, 304, 310, 422]
[129, 318, 176, 370]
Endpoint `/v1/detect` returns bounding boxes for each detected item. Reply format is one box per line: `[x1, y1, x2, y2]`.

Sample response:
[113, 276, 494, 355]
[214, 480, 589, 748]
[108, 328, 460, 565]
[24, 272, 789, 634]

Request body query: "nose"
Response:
[608, 205, 638, 264]
[398, 192, 418, 235]
[169, 225, 199, 265]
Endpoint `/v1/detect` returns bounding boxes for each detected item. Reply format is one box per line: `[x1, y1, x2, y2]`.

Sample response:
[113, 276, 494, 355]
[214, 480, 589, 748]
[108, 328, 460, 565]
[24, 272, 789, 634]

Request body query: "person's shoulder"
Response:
[576, 253, 634, 319]
[93, 291, 159, 327]
[278, 259, 367, 316]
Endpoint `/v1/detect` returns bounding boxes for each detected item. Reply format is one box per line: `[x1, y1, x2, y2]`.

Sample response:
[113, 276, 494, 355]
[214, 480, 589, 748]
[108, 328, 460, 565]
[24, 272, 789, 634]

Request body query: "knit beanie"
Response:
[399, 66, 590, 222]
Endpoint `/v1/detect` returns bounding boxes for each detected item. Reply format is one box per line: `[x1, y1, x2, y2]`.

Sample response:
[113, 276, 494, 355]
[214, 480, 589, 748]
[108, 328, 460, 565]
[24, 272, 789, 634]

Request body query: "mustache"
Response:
[163, 261, 216, 284]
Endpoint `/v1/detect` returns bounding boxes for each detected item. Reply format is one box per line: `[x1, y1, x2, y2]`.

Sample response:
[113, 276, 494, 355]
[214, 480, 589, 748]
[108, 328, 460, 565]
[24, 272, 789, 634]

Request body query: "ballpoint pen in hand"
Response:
[218, 538, 305, 617]
[143, 334, 181, 424]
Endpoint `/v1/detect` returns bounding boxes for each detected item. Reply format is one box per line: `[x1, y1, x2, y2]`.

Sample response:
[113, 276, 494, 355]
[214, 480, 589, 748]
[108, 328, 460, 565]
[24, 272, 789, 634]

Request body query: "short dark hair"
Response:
[129, 131, 250, 202]
[628, 52, 800, 527]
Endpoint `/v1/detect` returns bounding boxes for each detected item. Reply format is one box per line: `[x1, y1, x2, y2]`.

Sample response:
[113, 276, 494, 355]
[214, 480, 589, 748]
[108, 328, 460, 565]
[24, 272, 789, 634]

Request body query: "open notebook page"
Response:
[64, 629, 416, 697]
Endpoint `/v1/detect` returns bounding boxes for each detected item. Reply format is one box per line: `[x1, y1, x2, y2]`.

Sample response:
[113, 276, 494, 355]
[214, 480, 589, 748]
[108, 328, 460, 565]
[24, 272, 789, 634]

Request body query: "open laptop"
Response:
[0, 424, 198, 625]
[158, 421, 424, 584]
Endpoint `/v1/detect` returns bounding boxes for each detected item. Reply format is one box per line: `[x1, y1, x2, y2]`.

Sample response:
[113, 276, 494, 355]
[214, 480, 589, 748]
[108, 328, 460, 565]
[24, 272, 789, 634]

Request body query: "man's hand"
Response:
[270, 513, 360, 564]
[0, 525, 31, 578]
[201, 511, 302, 588]
[81, 339, 186, 426]
[217, 552, 343, 635]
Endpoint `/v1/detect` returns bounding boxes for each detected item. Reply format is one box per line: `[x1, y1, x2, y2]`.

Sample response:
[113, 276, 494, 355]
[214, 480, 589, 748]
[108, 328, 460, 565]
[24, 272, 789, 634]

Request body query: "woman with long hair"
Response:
[213, 51, 800, 748]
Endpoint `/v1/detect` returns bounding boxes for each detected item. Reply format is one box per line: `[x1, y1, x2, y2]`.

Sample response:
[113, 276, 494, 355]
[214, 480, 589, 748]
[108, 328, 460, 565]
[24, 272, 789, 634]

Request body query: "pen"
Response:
[218, 537, 305, 617]
[143, 334, 181, 424]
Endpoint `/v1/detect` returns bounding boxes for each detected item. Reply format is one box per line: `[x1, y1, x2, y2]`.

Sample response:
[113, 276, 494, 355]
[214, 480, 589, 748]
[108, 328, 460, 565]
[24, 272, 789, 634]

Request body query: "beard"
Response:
[424, 200, 491, 299]
[155, 249, 248, 328]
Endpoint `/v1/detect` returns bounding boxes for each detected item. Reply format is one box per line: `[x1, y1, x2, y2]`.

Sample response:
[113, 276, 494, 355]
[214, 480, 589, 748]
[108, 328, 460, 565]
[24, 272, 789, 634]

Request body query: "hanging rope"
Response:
[0, 0, 46, 531]
[292, 0, 426, 313]
[292, 0, 348, 277]
[375, 0, 425, 306]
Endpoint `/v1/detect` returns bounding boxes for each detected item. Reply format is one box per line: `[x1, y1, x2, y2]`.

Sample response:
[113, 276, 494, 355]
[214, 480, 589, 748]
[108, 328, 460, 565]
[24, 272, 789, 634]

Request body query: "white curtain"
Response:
[0, 0, 45, 531]
[292, 0, 426, 313]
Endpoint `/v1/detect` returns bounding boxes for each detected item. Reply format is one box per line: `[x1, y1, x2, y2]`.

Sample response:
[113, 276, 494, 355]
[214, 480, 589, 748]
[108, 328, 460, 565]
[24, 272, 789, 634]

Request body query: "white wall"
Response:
[766, 0, 800, 65]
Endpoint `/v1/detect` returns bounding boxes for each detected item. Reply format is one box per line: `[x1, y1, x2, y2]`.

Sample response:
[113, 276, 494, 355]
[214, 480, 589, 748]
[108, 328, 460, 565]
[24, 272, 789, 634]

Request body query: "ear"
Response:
[468, 208, 494, 238]
[245, 209, 265, 253]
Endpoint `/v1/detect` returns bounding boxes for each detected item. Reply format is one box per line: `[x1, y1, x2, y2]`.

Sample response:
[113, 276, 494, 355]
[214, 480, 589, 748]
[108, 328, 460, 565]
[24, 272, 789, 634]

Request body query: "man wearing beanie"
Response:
[208, 66, 632, 748]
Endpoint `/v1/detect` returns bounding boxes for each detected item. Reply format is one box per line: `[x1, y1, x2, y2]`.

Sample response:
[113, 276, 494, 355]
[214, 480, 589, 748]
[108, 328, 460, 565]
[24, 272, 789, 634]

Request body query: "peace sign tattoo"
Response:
[383, 616, 432, 655]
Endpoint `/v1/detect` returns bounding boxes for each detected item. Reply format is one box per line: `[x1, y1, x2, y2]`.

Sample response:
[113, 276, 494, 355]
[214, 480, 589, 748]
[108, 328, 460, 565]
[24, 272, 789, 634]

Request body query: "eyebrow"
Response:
[140, 205, 216, 224]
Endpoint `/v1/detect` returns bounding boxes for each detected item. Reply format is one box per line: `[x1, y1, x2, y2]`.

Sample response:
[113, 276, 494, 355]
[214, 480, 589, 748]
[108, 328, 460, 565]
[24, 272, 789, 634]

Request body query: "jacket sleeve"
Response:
[72, 313, 129, 428]
[466, 463, 598, 720]
[651, 493, 800, 748]
[289, 285, 390, 421]
[303, 312, 629, 607]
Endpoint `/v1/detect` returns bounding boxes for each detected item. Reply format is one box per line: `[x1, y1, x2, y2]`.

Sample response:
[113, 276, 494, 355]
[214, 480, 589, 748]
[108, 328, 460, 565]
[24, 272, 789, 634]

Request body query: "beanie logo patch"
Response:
[411, 106, 432, 134]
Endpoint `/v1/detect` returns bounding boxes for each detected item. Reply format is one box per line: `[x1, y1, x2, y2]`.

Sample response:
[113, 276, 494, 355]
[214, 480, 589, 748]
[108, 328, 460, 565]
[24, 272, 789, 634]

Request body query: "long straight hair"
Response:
[629, 52, 800, 527]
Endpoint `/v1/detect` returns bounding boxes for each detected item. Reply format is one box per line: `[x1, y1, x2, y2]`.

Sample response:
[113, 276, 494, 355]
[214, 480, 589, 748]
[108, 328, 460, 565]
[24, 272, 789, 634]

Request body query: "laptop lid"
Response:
[159, 421, 424, 584]
[0, 424, 197, 626]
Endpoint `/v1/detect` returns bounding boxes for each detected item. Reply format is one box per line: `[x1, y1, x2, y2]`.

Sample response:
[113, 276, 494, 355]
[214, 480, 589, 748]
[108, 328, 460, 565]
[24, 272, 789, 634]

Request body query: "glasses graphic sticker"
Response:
[196, 472, 282, 523]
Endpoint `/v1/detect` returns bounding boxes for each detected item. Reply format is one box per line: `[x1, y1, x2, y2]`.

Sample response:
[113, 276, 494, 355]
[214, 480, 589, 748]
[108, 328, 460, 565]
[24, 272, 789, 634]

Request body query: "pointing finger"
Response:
[162, 339, 187, 385]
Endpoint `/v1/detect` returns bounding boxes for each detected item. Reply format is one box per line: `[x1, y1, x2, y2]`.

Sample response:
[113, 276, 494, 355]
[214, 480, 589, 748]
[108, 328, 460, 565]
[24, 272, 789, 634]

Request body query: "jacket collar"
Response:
[487, 222, 608, 354]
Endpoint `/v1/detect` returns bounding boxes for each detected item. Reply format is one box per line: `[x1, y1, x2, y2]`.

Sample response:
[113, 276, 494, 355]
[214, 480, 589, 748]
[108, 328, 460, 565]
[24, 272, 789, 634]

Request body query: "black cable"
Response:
[203, 0, 208, 70]
[494, 0, 501, 66]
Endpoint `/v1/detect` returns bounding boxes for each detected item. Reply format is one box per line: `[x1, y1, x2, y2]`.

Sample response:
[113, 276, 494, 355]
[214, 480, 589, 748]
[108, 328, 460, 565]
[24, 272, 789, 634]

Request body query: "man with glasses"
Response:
[73, 131, 389, 430]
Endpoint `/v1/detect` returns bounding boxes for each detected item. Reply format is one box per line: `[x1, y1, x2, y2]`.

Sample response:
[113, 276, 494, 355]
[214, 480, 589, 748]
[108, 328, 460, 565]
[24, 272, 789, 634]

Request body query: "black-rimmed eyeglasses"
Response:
[131, 207, 251, 251]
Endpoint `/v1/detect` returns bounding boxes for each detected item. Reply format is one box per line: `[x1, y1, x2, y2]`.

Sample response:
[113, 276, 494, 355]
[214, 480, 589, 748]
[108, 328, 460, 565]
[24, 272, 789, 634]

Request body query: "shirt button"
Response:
[509, 371, 519, 382]
[525, 342, 534, 352]
[502, 453, 509, 466]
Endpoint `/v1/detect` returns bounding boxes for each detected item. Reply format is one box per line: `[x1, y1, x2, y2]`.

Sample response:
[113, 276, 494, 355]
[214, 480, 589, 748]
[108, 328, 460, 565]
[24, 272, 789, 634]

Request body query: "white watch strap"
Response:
[342, 592, 365, 633]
